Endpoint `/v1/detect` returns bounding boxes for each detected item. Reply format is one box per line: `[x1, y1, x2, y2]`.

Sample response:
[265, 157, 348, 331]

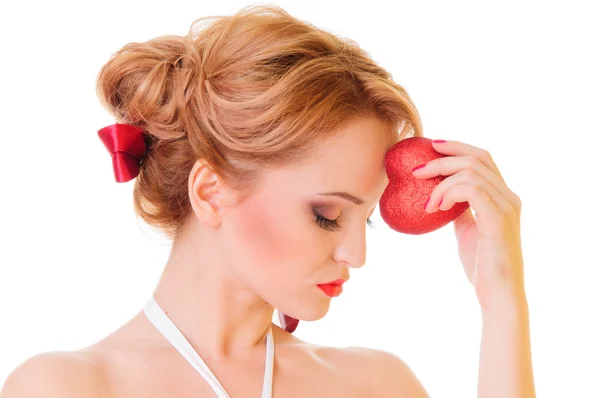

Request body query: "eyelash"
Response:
[313, 212, 375, 232]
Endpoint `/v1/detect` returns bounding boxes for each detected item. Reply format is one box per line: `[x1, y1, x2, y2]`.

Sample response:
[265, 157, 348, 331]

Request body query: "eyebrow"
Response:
[318, 192, 365, 205]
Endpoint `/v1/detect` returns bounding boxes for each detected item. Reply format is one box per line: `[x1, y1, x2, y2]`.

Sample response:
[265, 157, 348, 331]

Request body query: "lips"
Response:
[317, 279, 346, 297]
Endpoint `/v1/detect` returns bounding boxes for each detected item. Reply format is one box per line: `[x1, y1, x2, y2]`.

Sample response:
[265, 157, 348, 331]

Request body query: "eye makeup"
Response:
[312, 210, 375, 232]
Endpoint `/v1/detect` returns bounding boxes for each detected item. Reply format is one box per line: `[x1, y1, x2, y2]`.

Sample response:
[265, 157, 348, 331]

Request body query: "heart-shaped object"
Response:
[379, 137, 470, 235]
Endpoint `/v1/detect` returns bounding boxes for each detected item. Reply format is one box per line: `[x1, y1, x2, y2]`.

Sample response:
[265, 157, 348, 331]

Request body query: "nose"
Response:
[334, 227, 367, 269]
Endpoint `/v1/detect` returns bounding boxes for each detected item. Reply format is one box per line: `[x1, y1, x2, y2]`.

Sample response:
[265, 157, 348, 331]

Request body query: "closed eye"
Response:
[314, 213, 375, 232]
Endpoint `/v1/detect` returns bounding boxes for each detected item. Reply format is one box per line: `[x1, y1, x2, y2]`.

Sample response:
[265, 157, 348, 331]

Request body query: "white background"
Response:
[1, 0, 598, 396]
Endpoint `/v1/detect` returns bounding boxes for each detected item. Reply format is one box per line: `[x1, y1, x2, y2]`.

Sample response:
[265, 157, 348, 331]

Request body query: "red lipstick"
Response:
[317, 279, 346, 298]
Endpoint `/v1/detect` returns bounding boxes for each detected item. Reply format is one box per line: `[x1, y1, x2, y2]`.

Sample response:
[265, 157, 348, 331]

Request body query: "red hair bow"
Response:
[98, 123, 147, 183]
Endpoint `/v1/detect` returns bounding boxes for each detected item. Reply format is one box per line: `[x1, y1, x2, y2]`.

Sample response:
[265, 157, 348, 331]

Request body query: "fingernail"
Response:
[433, 139, 447, 144]
[412, 163, 426, 172]
[424, 196, 430, 210]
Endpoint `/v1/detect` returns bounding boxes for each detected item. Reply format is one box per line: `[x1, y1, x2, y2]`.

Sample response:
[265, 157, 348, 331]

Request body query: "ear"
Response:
[188, 159, 233, 227]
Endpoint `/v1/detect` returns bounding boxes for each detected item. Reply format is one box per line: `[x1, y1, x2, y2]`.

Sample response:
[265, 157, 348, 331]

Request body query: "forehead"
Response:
[264, 116, 394, 198]
[313, 116, 395, 168]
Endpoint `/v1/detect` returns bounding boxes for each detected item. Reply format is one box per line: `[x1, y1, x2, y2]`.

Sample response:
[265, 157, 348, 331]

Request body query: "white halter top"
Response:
[143, 296, 275, 398]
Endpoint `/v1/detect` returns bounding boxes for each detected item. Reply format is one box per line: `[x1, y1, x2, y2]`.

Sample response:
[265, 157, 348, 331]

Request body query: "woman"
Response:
[1, 5, 535, 397]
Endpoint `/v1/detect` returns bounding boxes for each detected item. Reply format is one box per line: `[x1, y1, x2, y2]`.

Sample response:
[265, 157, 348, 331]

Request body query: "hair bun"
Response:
[96, 35, 203, 141]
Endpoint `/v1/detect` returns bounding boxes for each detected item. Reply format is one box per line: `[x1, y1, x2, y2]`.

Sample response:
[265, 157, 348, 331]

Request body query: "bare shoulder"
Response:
[281, 328, 430, 397]
[1, 350, 110, 398]
[334, 346, 430, 397]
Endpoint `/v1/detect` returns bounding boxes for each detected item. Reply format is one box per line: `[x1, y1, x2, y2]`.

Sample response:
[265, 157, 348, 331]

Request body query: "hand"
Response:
[412, 140, 525, 309]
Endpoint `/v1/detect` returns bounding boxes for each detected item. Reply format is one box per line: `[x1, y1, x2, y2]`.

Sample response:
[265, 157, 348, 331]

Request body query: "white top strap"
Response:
[262, 317, 274, 398]
[143, 296, 274, 398]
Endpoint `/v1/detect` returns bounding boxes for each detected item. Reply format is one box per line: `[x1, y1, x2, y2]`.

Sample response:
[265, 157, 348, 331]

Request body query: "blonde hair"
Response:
[96, 4, 423, 239]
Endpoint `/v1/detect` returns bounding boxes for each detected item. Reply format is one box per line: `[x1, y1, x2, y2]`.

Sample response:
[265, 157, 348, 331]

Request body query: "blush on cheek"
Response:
[230, 198, 305, 284]
[236, 206, 284, 262]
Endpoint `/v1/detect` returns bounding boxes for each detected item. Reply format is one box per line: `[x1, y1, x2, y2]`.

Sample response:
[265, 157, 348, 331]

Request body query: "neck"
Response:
[149, 231, 275, 361]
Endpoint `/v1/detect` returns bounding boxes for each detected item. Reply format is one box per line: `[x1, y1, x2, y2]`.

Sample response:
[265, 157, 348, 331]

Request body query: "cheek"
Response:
[230, 198, 312, 278]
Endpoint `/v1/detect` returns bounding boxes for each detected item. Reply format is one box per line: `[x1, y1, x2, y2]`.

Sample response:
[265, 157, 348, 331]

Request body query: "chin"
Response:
[281, 295, 332, 322]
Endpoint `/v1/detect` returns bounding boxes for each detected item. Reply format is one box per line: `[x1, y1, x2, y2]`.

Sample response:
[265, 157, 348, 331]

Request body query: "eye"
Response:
[313, 212, 375, 232]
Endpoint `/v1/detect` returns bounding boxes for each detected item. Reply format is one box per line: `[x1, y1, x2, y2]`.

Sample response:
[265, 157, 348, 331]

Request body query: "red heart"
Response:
[379, 137, 470, 235]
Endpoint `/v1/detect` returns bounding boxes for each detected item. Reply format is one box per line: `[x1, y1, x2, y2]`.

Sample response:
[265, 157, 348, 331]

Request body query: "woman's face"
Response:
[220, 116, 397, 321]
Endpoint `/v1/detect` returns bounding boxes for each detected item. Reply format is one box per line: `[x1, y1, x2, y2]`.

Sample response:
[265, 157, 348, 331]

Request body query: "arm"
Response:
[478, 289, 536, 398]
[0, 351, 108, 398]
[369, 290, 535, 397]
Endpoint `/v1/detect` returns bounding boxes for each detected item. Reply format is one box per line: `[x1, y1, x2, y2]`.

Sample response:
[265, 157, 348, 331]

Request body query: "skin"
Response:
[1, 115, 430, 397]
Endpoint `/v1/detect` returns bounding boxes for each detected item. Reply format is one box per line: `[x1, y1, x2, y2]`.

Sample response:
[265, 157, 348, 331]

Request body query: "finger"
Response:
[414, 155, 521, 211]
[433, 182, 511, 238]
[430, 140, 505, 183]
[426, 169, 514, 215]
